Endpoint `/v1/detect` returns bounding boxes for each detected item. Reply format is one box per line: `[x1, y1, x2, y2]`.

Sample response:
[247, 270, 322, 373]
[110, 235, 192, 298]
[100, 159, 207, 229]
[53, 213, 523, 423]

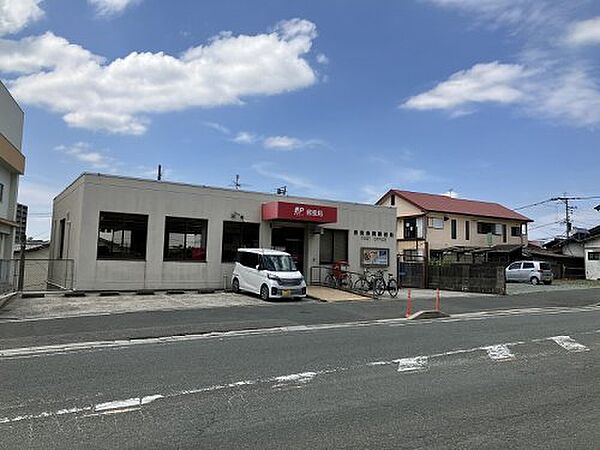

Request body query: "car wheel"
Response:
[232, 278, 240, 293]
[260, 284, 270, 301]
[530, 276, 540, 285]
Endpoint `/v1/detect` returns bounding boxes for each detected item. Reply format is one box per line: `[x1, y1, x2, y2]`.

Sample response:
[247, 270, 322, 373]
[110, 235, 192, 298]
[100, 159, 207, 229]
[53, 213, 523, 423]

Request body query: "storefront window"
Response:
[164, 216, 208, 261]
[320, 229, 348, 264]
[97, 211, 148, 260]
[222, 221, 260, 262]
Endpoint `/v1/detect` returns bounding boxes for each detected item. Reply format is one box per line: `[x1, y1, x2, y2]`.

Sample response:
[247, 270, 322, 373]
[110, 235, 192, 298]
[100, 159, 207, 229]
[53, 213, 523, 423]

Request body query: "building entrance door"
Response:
[271, 226, 305, 273]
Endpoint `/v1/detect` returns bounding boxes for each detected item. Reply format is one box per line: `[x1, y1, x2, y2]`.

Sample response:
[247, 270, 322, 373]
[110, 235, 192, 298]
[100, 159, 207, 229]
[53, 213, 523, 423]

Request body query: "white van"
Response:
[231, 248, 307, 300]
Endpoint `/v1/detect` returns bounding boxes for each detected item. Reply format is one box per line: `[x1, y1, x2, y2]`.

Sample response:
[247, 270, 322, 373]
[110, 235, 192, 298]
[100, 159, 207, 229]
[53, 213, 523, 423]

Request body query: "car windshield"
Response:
[262, 255, 297, 272]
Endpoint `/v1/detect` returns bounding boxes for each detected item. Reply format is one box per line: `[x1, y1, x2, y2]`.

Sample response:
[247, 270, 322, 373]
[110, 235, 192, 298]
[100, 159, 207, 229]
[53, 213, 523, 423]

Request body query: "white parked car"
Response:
[505, 260, 554, 285]
[231, 248, 307, 301]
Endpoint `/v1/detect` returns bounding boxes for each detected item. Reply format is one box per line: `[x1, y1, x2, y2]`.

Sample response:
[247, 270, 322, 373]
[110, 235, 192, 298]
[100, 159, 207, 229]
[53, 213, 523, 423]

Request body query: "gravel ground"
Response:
[506, 279, 600, 295]
[0, 291, 294, 320]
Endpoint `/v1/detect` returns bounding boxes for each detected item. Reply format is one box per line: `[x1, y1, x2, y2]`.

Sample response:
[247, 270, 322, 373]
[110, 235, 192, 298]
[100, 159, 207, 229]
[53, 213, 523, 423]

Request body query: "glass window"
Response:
[465, 220, 470, 240]
[477, 222, 501, 235]
[390, 195, 395, 206]
[238, 251, 258, 268]
[511, 226, 521, 237]
[0, 183, 4, 202]
[540, 262, 552, 270]
[97, 212, 148, 260]
[404, 218, 417, 239]
[164, 216, 207, 261]
[320, 229, 348, 264]
[451, 219, 457, 239]
[508, 262, 521, 270]
[588, 252, 600, 261]
[58, 218, 66, 259]
[502, 224, 507, 243]
[522, 262, 535, 269]
[428, 217, 444, 229]
[222, 221, 260, 263]
[262, 254, 297, 272]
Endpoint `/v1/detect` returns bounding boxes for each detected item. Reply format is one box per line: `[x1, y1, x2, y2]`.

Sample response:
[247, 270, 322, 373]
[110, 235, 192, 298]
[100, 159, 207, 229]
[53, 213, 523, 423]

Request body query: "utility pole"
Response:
[157, 164, 162, 181]
[550, 196, 577, 238]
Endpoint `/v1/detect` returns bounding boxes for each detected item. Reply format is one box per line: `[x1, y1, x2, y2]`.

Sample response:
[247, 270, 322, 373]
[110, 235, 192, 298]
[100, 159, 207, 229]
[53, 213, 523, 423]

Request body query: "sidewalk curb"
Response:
[0, 292, 18, 311]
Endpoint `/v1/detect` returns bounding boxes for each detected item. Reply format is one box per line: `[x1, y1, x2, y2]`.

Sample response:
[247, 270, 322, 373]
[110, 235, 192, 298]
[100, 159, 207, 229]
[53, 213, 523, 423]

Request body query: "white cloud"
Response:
[231, 131, 323, 150]
[0, 0, 43, 36]
[316, 53, 329, 64]
[203, 121, 230, 134]
[1, 19, 319, 135]
[232, 131, 258, 144]
[252, 161, 319, 193]
[531, 68, 600, 128]
[88, 0, 142, 17]
[565, 17, 600, 46]
[403, 62, 530, 112]
[56, 142, 116, 169]
[424, 0, 568, 31]
[262, 135, 322, 150]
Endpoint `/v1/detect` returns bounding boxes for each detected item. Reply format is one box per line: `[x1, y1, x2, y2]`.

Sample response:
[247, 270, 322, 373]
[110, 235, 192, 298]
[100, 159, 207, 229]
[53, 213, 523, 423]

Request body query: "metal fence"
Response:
[11, 259, 74, 292]
[398, 260, 506, 295]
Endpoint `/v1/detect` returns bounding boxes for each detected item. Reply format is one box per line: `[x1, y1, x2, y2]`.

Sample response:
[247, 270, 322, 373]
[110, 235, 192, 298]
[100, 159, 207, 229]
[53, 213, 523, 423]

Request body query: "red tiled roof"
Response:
[379, 190, 532, 222]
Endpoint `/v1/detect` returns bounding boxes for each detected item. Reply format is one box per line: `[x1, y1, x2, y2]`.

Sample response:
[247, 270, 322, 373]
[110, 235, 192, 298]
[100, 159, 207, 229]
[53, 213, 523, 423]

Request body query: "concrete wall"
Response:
[585, 236, 600, 280]
[0, 82, 23, 151]
[51, 174, 397, 291]
[0, 82, 23, 260]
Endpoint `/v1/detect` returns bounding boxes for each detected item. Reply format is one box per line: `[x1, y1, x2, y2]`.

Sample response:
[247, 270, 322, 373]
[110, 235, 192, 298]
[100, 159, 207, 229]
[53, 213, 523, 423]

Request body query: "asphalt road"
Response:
[1, 306, 599, 449]
[1, 287, 599, 349]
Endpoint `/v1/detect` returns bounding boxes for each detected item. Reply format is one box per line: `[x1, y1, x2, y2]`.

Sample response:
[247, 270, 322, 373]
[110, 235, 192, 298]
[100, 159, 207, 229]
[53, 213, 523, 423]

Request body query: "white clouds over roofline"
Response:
[0, 19, 320, 135]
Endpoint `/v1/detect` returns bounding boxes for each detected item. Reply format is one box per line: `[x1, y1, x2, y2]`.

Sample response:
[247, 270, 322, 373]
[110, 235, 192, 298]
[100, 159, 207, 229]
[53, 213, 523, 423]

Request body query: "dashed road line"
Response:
[396, 357, 428, 373]
[483, 344, 515, 361]
[549, 336, 590, 352]
[1, 330, 597, 426]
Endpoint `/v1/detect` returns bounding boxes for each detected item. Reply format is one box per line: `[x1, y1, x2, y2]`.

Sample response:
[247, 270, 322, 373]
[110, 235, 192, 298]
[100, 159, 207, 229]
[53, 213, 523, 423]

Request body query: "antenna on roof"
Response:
[230, 174, 251, 190]
[157, 164, 162, 181]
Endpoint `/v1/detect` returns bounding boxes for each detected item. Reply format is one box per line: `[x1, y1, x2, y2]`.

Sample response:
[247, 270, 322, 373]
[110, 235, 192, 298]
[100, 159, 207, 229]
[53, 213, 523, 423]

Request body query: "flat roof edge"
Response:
[71, 172, 394, 210]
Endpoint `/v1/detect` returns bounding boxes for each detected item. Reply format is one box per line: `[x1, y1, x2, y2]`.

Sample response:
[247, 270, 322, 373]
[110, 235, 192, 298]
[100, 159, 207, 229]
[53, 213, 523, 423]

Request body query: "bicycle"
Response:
[323, 261, 353, 290]
[355, 269, 385, 296]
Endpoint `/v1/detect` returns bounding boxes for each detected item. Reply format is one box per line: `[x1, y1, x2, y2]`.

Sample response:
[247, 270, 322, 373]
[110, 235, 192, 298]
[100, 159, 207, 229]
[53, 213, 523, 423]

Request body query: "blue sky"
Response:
[2, 0, 600, 240]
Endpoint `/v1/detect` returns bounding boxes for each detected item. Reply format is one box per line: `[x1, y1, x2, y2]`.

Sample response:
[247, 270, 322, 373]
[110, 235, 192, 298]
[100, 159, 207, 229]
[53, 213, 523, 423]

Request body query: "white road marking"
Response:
[549, 336, 590, 352]
[483, 345, 515, 361]
[2, 327, 597, 426]
[396, 357, 428, 373]
[2, 306, 600, 359]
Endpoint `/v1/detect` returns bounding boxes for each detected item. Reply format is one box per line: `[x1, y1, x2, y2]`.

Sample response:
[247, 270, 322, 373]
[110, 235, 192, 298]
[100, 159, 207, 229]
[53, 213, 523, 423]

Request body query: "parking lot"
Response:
[506, 279, 600, 295]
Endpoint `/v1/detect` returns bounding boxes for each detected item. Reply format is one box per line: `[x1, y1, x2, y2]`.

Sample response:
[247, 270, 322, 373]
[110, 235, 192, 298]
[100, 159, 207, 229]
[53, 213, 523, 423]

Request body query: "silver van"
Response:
[505, 261, 554, 285]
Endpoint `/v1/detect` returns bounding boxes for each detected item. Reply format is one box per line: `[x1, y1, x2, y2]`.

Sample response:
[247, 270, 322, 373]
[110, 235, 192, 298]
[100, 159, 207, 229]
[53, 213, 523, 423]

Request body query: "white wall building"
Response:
[50, 173, 397, 291]
[584, 235, 600, 280]
[0, 81, 26, 260]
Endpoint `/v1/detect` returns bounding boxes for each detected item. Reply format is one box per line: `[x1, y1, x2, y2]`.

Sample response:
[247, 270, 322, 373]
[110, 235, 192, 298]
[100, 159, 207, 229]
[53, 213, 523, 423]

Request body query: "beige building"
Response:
[0, 81, 26, 260]
[50, 173, 397, 291]
[376, 190, 531, 261]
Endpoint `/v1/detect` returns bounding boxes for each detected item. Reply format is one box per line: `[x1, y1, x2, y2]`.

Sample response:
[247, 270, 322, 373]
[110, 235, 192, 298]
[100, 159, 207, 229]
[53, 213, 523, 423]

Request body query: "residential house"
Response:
[585, 234, 600, 280]
[376, 190, 532, 262]
[0, 81, 26, 259]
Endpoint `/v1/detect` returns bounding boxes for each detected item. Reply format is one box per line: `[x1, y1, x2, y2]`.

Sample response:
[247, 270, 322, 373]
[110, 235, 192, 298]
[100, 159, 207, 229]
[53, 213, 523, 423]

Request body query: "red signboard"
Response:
[262, 201, 338, 223]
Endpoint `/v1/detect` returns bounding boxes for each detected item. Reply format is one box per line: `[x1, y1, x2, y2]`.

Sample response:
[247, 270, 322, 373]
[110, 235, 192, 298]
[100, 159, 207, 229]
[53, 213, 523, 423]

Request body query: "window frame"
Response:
[97, 211, 149, 261]
[588, 252, 600, 261]
[163, 216, 208, 262]
[451, 219, 457, 240]
[221, 221, 260, 263]
[465, 220, 470, 241]
[319, 228, 349, 264]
